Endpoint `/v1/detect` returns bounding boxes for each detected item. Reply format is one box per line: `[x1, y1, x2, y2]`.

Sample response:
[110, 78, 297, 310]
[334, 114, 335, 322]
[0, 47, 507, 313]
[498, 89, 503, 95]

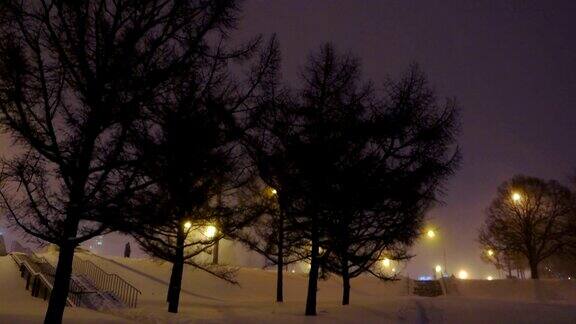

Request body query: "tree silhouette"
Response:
[120, 27, 279, 315]
[232, 181, 307, 302]
[248, 44, 460, 314]
[0, 1, 251, 322]
[479, 175, 576, 279]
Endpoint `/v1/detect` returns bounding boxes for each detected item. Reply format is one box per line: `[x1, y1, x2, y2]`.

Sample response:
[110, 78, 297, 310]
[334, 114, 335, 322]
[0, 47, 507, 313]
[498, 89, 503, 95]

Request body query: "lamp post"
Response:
[426, 228, 448, 277]
[205, 225, 218, 264]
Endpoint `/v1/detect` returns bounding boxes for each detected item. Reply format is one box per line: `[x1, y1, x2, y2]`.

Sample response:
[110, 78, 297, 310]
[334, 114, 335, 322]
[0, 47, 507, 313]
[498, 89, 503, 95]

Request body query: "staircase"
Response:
[413, 280, 443, 297]
[11, 252, 140, 310]
[72, 256, 140, 308]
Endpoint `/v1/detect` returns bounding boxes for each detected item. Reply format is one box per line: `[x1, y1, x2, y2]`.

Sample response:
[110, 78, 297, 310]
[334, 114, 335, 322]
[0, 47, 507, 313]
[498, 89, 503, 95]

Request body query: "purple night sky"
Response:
[1, 0, 575, 278]
[237, 0, 576, 277]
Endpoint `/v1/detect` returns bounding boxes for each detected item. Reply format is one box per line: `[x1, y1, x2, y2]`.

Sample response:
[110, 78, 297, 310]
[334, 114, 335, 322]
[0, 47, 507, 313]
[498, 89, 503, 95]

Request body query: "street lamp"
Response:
[487, 249, 494, 257]
[435, 264, 442, 273]
[458, 269, 469, 279]
[204, 225, 217, 238]
[424, 227, 448, 276]
[382, 258, 391, 268]
[486, 275, 494, 281]
[511, 192, 522, 203]
[204, 225, 219, 264]
[183, 221, 192, 230]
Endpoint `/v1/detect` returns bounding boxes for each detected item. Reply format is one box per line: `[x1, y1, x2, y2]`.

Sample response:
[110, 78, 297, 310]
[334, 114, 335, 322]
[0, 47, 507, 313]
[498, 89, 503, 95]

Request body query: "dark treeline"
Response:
[245, 44, 460, 313]
[479, 175, 576, 279]
[0, 1, 460, 323]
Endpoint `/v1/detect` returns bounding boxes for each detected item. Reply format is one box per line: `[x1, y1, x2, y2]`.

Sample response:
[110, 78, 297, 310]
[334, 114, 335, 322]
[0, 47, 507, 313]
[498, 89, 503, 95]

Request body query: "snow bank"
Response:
[4, 251, 576, 323]
[447, 278, 576, 303]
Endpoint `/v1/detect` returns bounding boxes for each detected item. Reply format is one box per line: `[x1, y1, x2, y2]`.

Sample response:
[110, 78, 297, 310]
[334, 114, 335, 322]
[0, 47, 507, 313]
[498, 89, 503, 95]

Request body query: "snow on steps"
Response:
[0, 255, 134, 323]
[12, 251, 136, 311]
[413, 280, 443, 297]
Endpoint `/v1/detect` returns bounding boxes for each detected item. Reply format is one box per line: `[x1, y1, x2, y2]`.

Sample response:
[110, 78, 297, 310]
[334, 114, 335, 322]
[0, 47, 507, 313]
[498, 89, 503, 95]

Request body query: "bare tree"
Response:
[247, 44, 460, 314]
[479, 175, 576, 279]
[120, 28, 279, 314]
[479, 249, 526, 278]
[127, 188, 260, 312]
[0, 1, 250, 322]
[232, 181, 307, 302]
[320, 63, 459, 305]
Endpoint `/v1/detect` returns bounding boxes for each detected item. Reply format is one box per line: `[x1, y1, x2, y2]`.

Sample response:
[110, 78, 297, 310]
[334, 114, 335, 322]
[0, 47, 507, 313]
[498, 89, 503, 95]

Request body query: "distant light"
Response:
[418, 276, 433, 281]
[511, 192, 522, 203]
[205, 225, 217, 238]
[426, 229, 436, 239]
[435, 265, 442, 273]
[392, 268, 396, 272]
[458, 270, 469, 279]
[486, 276, 493, 281]
[184, 221, 192, 230]
[382, 258, 391, 268]
[271, 188, 277, 195]
[291, 269, 295, 273]
[487, 249, 494, 257]
[569, 277, 571, 280]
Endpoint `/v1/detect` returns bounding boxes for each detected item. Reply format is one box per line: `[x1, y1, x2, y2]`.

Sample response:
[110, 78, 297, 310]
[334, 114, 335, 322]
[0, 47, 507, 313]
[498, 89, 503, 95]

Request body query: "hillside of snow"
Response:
[2, 252, 576, 323]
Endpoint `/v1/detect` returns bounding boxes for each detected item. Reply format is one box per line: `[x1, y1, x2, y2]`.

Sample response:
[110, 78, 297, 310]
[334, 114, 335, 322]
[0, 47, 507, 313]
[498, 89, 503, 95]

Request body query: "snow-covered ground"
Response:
[0, 255, 132, 323]
[2, 253, 576, 323]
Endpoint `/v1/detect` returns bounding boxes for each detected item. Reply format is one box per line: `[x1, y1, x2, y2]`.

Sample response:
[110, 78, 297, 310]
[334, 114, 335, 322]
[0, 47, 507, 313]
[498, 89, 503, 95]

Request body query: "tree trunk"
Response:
[166, 260, 178, 303]
[276, 212, 284, 303]
[342, 259, 350, 305]
[44, 243, 76, 324]
[212, 239, 219, 265]
[305, 227, 319, 316]
[168, 227, 185, 313]
[529, 259, 539, 279]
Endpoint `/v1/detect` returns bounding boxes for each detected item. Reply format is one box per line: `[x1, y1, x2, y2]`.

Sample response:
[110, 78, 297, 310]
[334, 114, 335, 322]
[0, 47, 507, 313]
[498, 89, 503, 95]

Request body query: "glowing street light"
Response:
[382, 258, 391, 268]
[183, 221, 192, 230]
[435, 265, 442, 273]
[511, 192, 522, 203]
[204, 225, 220, 265]
[458, 270, 469, 279]
[486, 276, 494, 281]
[204, 225, 217, 238]
[270, 188, 277, 195]
[426, 229, 436, 239]
[487, 249, 494, 257]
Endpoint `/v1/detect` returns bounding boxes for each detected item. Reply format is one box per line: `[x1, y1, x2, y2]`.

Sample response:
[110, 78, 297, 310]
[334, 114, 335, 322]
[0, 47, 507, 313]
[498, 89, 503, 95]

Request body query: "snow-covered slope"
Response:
[3, 252, 576, 323]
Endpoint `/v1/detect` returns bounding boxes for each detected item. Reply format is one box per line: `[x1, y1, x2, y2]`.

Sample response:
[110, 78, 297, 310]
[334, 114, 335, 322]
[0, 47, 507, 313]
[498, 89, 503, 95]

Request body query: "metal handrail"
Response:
[72, 256, 141, 308]
[10, 253, 76, 306]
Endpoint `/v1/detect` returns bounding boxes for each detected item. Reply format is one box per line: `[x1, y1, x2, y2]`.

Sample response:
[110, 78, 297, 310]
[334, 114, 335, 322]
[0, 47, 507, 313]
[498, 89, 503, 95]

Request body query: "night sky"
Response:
[1, 0, 575, 278]
[238, 0, 576, 277]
